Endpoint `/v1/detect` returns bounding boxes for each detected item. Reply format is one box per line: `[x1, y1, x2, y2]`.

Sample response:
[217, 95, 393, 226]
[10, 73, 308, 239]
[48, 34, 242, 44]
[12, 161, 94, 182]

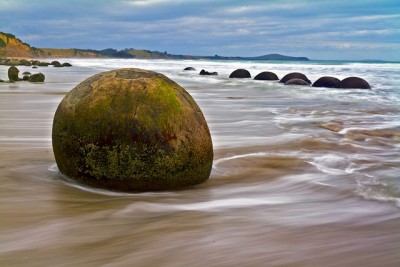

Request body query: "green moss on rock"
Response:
[8, 66, 19, 81]
[28, 73, 45, 82]
[52, 68, 213, 192]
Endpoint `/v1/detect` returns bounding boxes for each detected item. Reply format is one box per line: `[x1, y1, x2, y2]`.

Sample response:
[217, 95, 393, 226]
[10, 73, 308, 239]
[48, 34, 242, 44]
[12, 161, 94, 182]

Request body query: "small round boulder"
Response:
[254, 71, 279, 81]
[28, 73, 45, 82]
[312, 76, 340, 88]
[284, 78, 310, 86]
[339, 77, 371, 89]
[229, 69, 251, 78]
[279, 72, 311, 84]
[52, 68, 213, 192]
[8, 66, 19, 82]
[183, 67, 196, 71]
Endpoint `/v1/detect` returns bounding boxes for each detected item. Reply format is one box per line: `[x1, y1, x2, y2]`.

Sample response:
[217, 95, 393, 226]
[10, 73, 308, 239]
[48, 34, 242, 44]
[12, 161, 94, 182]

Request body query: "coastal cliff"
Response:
[0, 32, 45, 58]
[0, 32, 309, 61]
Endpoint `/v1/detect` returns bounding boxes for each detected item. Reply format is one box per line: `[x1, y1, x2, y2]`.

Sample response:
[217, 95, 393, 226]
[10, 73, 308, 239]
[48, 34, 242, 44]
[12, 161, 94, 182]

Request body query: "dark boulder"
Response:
[22, 71, 31, 75]
[200, 69, 218, 76]
[22, 75, 30, 81]
[339, 77, 371, 89]
[229, 69, 251, 78]
[32, 66, 38, 69]
[38, 62, 51, 67]
[284, 78, 311, 86]
[8, 66, 19, 82]
[279, 72, 311, 84]
[62, 62, 72, 67]
[31, 60, 40, 66]
[5, 59, 19, 66]
[254, 71, 279, 80]
[184, 67, 196, 71]
[312, 76, 340, 88]
[28, 73, 45, 82]
[19, 59, 31, 66]
[51, 61, 62, 67]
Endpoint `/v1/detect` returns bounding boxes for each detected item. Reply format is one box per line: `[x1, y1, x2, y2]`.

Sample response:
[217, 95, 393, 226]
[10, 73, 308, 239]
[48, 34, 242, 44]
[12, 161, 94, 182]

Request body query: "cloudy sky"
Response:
[1, 0, 399, 60]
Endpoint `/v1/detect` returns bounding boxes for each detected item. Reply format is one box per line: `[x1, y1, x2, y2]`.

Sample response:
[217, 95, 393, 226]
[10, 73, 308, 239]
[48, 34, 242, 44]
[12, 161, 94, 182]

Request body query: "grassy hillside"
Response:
[41, 48, 103, 58]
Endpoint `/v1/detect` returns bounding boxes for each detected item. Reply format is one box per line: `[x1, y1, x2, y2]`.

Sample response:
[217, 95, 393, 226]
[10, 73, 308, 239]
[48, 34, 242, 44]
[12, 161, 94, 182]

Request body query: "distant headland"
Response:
[0, 31, 309, 61]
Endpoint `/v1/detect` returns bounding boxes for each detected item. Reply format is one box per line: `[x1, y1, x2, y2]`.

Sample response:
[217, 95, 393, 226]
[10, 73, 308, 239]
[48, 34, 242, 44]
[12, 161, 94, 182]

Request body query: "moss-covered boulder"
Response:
[28, 73, 45, 82]
[19, 59, 32, 66]
[52, 68, 213, 192]
[31, 60, 40, 66]
[8, 66, 19, 82]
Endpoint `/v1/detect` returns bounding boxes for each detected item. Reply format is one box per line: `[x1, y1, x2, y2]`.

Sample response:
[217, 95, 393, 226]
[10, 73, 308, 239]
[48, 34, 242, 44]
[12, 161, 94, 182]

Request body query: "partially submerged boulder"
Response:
[229, 69, 251, 78]
[284, 78, 310, 86]
[51, 61, 62, 67]
[199, 69, 218, 76]
[254, 71, 279, 81]
[52, 68, 213, 192]
[312, 76, 340, 88]
[339, 77, 371, 89]
[279, 72, 311, 84]
[28, 73, 45, 82]
[8, 66, 19, 82]
[38, 62, 50, 67]
[62, 62, 72, 67]
[19, 59, 31, 66]
[184, 67, 196, 71]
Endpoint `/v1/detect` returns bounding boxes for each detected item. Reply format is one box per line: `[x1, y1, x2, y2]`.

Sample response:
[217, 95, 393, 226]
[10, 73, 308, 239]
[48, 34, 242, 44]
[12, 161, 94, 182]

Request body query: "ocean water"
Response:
[0, 59, 399, 266]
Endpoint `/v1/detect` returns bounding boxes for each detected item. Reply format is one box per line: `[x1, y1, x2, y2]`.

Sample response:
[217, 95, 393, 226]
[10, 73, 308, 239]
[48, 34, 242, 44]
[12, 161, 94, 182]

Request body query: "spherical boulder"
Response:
[52, 68, 213, 192]
[312, 76, 340, 88]
[229, 69, 251, 78]
[8, 66, 19, 82]
[51, 61, 62, 67]
[284, 78, 310, 86]
[184, 67, 196, 71]
[254, 71, 279, 81]
[279, 72, 311, 84]
[31, 60, 40, 66]
[19, 59, 31, 66]
[28, 73, 45, 82]
[339, 77, 371, 89]
[62, 62, 72, 67]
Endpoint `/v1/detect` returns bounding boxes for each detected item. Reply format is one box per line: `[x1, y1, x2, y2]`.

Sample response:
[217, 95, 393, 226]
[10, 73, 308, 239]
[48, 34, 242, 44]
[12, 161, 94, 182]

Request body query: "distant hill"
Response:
[209, 53, 309, 61]
[0, 31, 309, 61]
[245, 54, 309, 61]
[40, 48, 103, 58]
